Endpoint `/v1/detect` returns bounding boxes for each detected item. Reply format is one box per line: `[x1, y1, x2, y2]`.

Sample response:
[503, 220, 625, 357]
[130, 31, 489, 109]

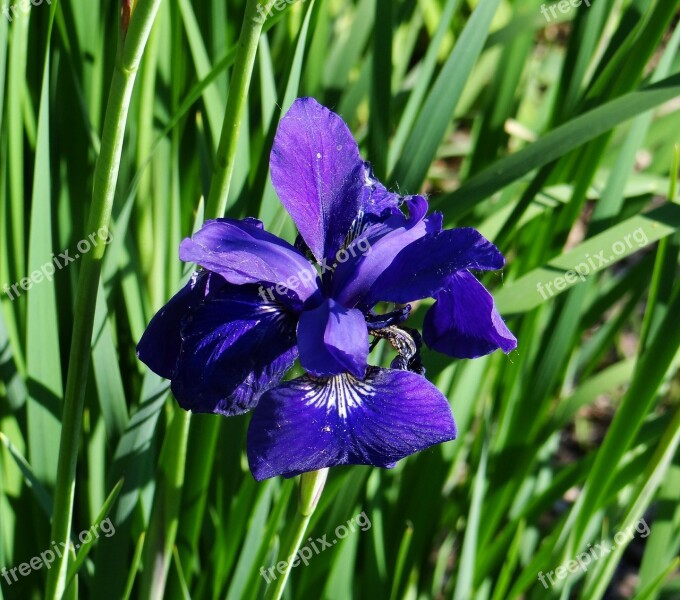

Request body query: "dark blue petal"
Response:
[297, 298, 368, 378]
[270, 98, 365, 262]
[247, 367, 456, 480]
[365, 304, 412, 330]
[363, 227, 505, 306]
[179, 218, 320, 304]
[171, 285, 298, 416]
[423, 271, 517, 359]
[137, 271, 223, 379]
[332, 196, 441, 307]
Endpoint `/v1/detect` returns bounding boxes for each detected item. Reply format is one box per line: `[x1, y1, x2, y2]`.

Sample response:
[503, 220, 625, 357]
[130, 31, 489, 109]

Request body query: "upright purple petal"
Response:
[247, 367, 456, 480]
[332, 196, 441, 307]
[270, 98, 366, 262]
[171, 285, 298, 416]
[362, 228, 505, 307]
[137, 271, 223, 379]
[423, 271, 517, 359]
[179, 218, 320, 304]
[297, 298, 368, 378]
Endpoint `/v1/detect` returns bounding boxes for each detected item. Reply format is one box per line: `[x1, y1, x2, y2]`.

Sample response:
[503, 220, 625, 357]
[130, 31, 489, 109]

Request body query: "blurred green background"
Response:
[1, 0, 680, 598]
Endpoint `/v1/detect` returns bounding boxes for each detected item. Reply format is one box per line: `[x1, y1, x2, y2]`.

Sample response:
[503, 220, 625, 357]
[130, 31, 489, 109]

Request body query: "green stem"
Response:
[45, 2, 163, 598]
[267, 470, 328, 600]
[206, 0, 264, 220]
[143, 1, 265, 592]
[138, 409, 191, 600]
[269, 511, 312, 600]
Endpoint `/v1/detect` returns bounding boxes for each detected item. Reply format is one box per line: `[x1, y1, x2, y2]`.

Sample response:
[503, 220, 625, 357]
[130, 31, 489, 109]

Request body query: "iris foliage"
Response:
[0, 0, 679, 599]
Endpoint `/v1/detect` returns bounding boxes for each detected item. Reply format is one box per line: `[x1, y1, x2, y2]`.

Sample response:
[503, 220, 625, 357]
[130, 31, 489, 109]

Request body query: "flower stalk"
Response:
[268, 469, 328, 600]
[206, 0, 265, 220]
[45, 1, 163, 598]
[138, 0, 266, 592]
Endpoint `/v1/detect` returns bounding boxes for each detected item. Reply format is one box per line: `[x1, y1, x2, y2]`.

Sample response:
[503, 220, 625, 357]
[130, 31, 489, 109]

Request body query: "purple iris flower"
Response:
[137, 97, 516, 481]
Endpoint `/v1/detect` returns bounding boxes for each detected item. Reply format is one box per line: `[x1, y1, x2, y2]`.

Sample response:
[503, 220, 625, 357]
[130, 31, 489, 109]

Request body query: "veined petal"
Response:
[247, 367, 456, 480]
[423, 271, 517, 359]
[271, 98, 365, 262]
[297, 298, 368, 378]
[363, 227, 505, 306]
[137, 271, 221, 379]
[171, 285, 298, 416]
[179, 218, 320, 304]
[332, 196, 441, 307]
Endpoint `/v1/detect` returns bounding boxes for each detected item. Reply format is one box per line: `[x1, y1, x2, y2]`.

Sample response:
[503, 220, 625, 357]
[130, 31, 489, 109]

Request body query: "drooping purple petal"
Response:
[332, 196, 442, 307]
[270, 98, 366, 262]
[423, 271, 517, 359]
[170, 285, 299, 416]
[362, 227, 505, 307]
[179, 218, 320, 305]
[137, 271, 224, 379]
[247, 367, 457, 480]
[297, 298, 368, 378]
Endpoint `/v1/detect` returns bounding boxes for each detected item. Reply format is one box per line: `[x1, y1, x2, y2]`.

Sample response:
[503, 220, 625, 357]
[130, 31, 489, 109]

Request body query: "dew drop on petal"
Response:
[316, 152, 322, 159]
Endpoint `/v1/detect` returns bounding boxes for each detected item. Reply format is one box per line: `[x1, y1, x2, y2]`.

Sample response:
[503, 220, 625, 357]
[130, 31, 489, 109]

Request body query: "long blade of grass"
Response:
[391, 0, 501, 192]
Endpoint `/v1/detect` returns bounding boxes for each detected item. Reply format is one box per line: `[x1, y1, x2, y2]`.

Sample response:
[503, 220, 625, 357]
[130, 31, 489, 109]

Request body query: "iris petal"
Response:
[247, 367, 456, 480]
[361, 162, 406, 217]
[270, 97, 366, 262]
[179, 218, 320, 305]
[423, 271, 517, 358]
[363, 227, 505, 306]
[137, 271, 221, 379]
[297, 298, 368, 378]
[171, 285, 298, 416]
[332, 196, 441, 307]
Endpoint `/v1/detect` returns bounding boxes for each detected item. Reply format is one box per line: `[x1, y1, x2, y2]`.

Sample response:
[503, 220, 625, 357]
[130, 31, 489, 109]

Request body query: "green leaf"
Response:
[26, 16, 63, 487]
[436, 73, 680, 220]
[391, 0, 501, 192]
[65, 478, 125, 586]
[495, 202, 680, 314]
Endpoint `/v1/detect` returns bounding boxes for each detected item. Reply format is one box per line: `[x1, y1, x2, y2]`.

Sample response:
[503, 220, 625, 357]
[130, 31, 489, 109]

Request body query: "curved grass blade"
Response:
[436, 73, 680, 220]
[391, 0, 501, 192]
[495, 202, 680, 314]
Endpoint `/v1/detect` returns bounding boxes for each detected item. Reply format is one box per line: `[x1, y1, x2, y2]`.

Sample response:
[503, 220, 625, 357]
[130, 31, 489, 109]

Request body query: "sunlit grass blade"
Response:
[436, 73, 680, 220]
[25, 0, 62, 489]
[567, 277, 680, 554]
[582, 403, 680, 598]
[495, 202, 680, 314]
[65, 478, 125, 587]
[0, 431, 53, 517]
[391, 0, 501, 192]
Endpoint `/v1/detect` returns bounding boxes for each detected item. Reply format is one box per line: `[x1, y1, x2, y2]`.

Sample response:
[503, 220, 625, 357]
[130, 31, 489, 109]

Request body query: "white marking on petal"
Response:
[304, 373, 374, 420]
